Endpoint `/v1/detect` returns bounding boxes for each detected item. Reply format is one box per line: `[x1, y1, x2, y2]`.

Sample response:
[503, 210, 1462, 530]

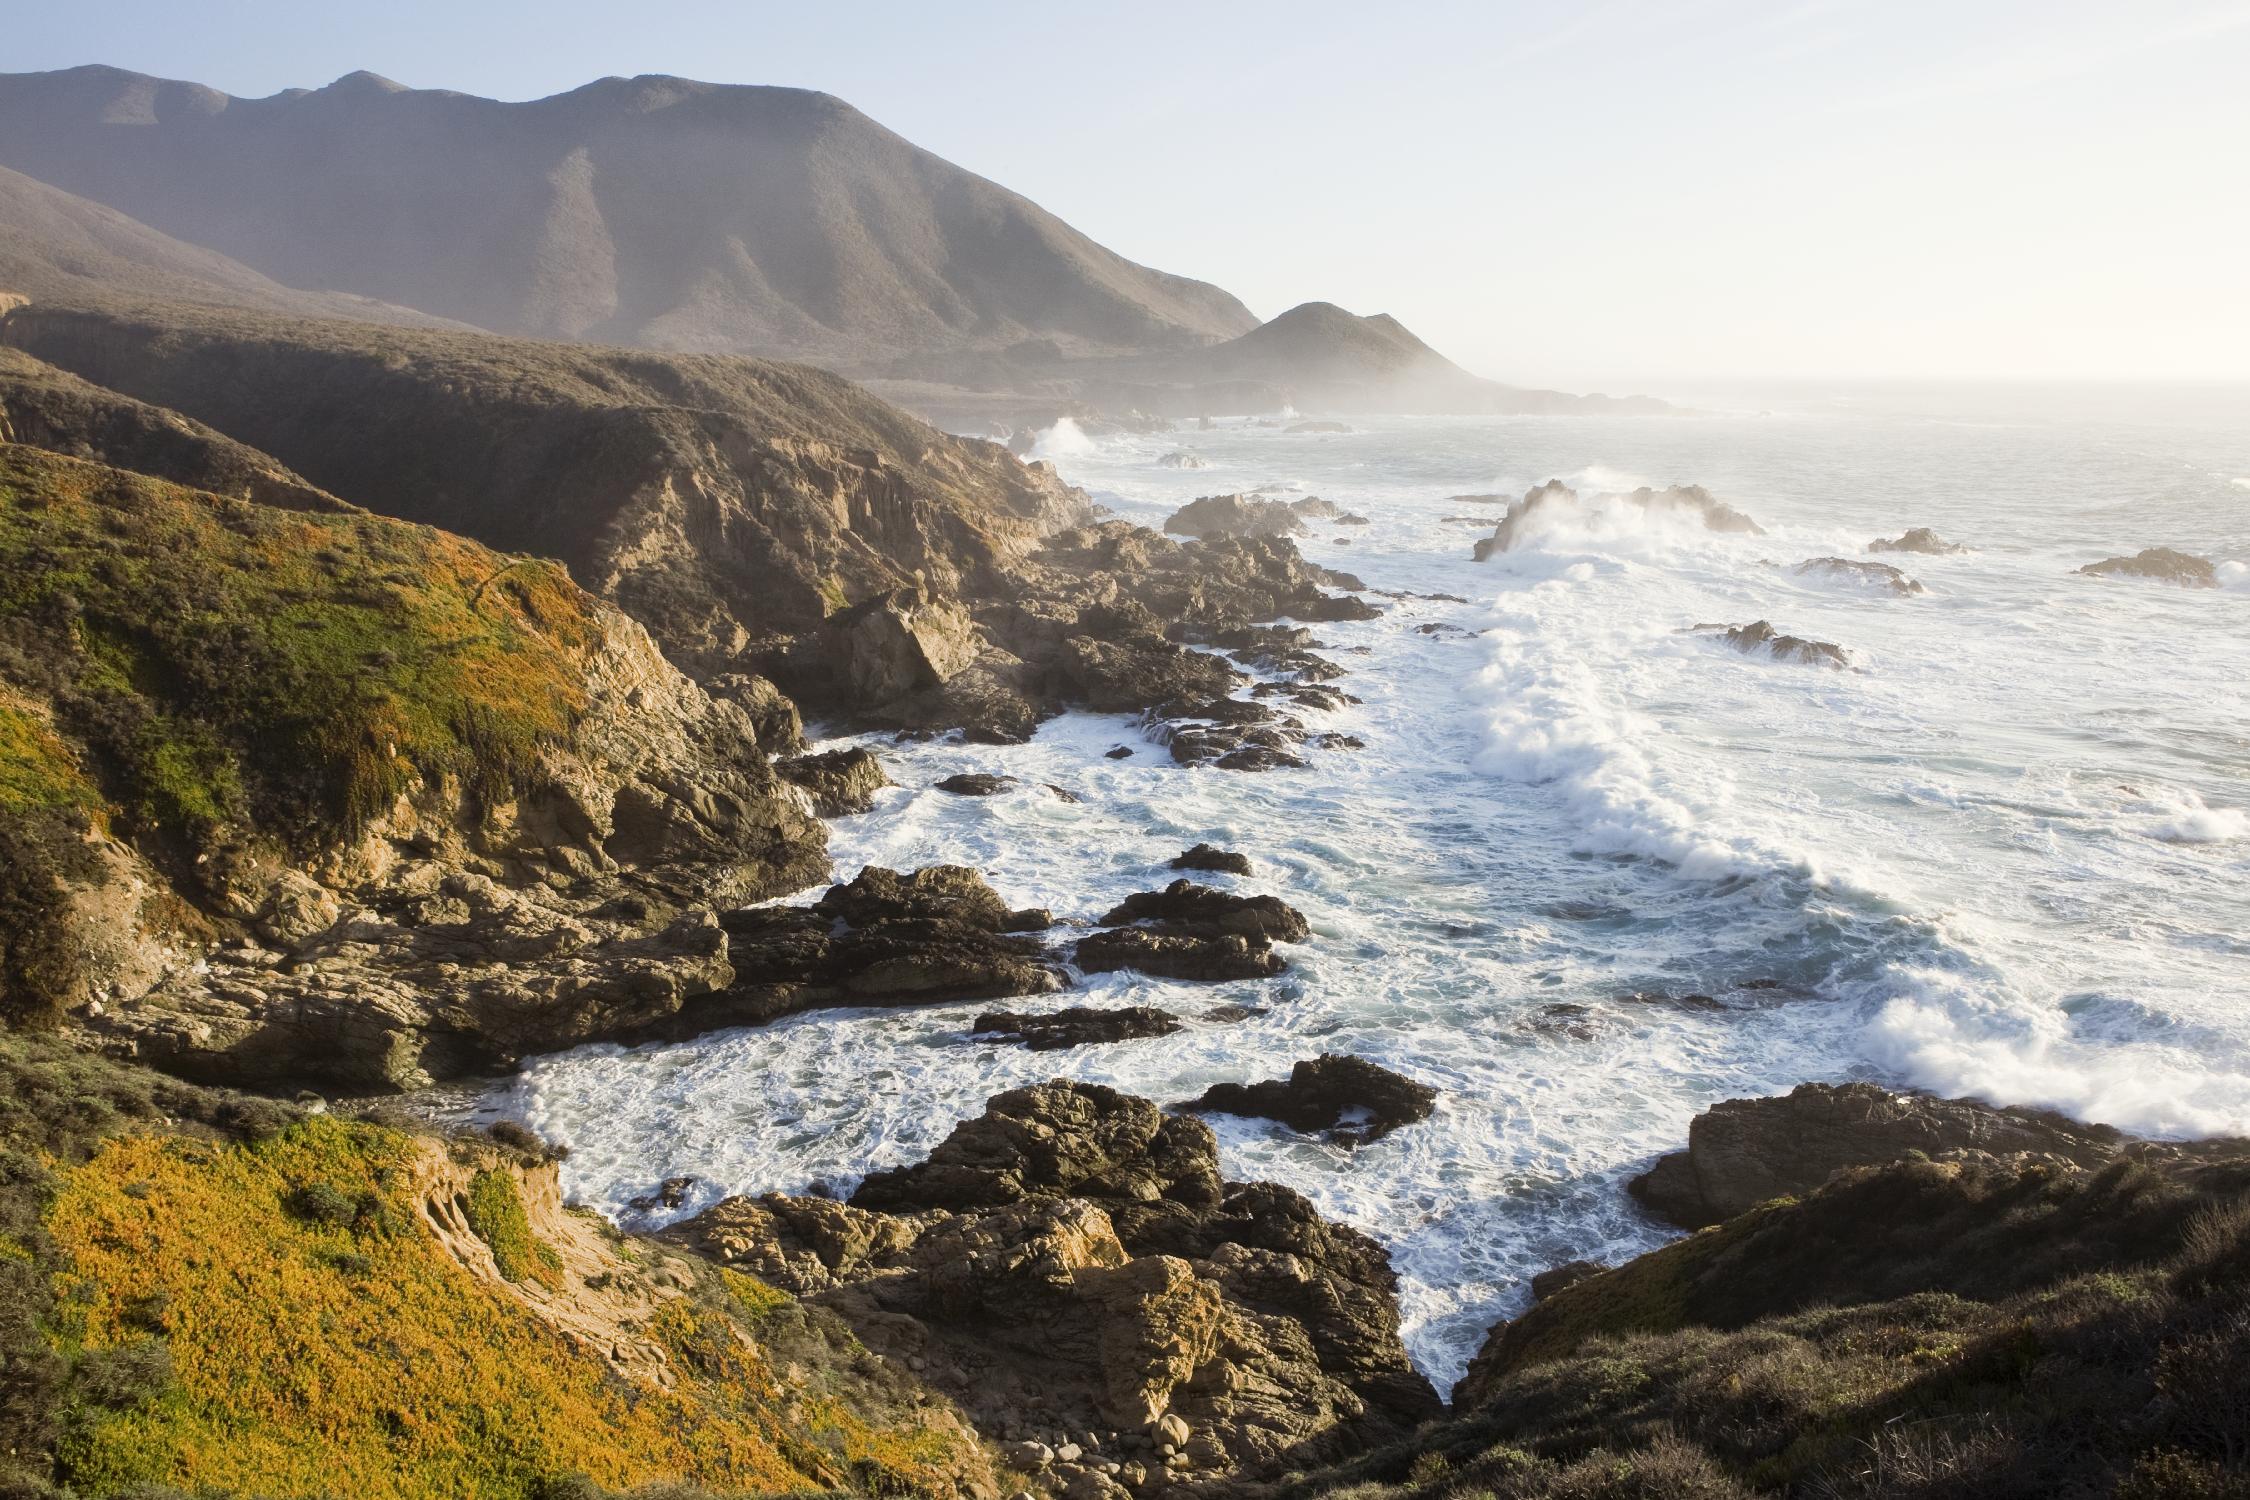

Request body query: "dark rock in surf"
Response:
[934, 772, 1018, 796]
[1075, 927, 1285, 981]
[1180, 1054, 1439, 1143]
[1869, 526, 1966, 556]
[1171, 844, 1254, 876]
[1704, 620, 1849, 668]
[1156, 450, 1209, 469]
[972, 1005, 1185, 1051]
[1098, 880, 1309, 943]
[2076, 547, 2218, 587]
[1792, 556, 1924, 596]
[1474, 479, 1764, 559]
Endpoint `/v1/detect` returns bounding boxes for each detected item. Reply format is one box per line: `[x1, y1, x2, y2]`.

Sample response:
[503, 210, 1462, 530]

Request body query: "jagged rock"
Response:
[973, 1006, 1186, 1051]
[1474, 479, 1763, 559]
[776, 746, 891, 815]
[703, 673, 806, 755]
[1097, 880, 1309, 943]
[936, 772, 1018, 796]
[1050, 636, 1243, 715]
[1045, 783, 1083, 804]
[827, 586, 982, 703]
[1792, 556, 1924, 595]
[1628, 1082, 2135, 1230]
[659, 866, 1063, 1036]
[1528, 1260, 1605, 1301]
[629, 1175, 700, 1213]
[1074, 929, 1284, 982]
[1179, 1055, 1438, 1143]
[1169, 844, 1253, 876]
[1156, 451, 1208, 469]
[1869, 526, 1966, 556]
[668, 1082, 1437, 1484]
[1702, 620, 1848, 668]
[1163, 493, 1308, 540]
[2077, 547, 2218, 587]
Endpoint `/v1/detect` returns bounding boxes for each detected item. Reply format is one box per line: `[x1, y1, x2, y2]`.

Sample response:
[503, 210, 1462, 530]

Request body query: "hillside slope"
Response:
[0, 164, 452, 327]
[0, 65, 1255, 368]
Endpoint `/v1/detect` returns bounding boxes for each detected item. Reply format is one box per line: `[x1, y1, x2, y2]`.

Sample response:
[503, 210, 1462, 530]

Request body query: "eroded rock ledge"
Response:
[668, 1081, 1442, 1494]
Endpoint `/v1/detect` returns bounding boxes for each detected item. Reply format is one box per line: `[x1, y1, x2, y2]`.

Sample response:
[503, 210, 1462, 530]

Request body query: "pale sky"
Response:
[13, 0, 2250, 386]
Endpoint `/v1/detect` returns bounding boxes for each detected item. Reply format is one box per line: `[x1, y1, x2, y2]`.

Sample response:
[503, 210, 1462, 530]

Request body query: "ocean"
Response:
[500, 383, 2250, 1392]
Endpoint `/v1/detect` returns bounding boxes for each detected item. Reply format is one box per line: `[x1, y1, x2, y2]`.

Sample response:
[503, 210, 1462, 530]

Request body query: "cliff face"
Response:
[0, 442, 825, 1087]
[0, 300, 1094, 679]
[0, 65, 1254, 368]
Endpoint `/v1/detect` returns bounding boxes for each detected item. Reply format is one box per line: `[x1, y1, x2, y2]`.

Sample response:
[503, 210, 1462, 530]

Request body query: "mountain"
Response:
[0, 163, 449, 325]
[0, 65, 1256, 370]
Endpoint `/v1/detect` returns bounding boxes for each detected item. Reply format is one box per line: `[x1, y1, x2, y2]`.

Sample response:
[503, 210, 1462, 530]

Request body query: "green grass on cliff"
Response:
[0, 1033, 982, 1499]
[0, 444, 601, 851]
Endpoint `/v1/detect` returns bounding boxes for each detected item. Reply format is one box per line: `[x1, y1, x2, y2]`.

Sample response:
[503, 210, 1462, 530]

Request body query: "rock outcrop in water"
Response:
[774, 745, 891, 815]
[1162, 492, 1313, 540]
[1869, 525, 1966, 555]
[670, 1082, 1442, 1490]
[1699, 619, 1849, 668]
[1170, 843, 1253, 876]
[1791, 556, 1924, 595]
[1180, 1055, 1439, 1144]
[1472, 479, 1763, 559]
[1075, 880, 1310, 982]
[2077, 546, 2218, 587]
[973, 1005, 1186, 1051]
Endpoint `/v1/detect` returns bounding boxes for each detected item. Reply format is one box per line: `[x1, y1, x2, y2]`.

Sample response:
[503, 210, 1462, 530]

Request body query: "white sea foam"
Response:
[1029, 415, 1101, 458]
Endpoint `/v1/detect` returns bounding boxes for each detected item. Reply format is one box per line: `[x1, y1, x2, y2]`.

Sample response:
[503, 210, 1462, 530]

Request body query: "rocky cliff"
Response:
[0, 442, 825, 1087]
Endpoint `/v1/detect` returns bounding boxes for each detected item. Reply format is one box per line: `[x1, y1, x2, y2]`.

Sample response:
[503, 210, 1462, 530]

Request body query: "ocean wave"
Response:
[1029, 415, 1102, 458]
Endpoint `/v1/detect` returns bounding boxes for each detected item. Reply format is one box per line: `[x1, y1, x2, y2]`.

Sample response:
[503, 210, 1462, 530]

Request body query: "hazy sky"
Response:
[13, 0, 2250, 386]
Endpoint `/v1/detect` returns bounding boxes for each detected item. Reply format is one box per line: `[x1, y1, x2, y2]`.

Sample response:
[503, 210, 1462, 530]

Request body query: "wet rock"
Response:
[1869, 526, 1966, 555]
[1104, 746, 1134, 759]
[936, 772, 1018, 796]
[1045, 783, 1083, 804]
[1075, 928, 1284, 982]
[630, 1176, 700, 1213]
[1703, 620, 1848, 668]
[2077, 547, 2218, 587]
[1474, 479, 1763, 559]
[1529, 1260, 1606, 1301]
[1792, 556, 1925, 596]
[974, 1006, 1186, 1051]
[1097, 880, 1309, 943]
[1628, 1081, 2134, 1230]
[1335, 513, 1370, 526]
[1169, 844, 1253, 876]
[1179, 1054, 1438, 1143]
[1163, 493, 1308, 541]
[776, 746, 892, 815]
[1156, 451, 1209, 469]
[1051, 636, 1244, 715]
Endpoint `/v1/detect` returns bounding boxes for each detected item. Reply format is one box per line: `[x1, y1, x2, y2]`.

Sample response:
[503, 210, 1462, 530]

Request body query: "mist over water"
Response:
[505, 387, 2250, 1392]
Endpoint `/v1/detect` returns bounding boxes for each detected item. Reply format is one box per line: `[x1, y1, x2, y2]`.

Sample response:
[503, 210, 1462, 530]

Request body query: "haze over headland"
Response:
[8, 0, 2248, 389]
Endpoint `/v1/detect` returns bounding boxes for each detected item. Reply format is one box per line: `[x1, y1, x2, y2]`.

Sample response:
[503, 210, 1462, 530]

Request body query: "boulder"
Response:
[2077, 547, 2218, 587]
[936, 772, 1018, 796]
[1156, 451, 1209, 469]
[1096, 880, 1309, 943]
[1179, 1054, 1438, 1143]
[1074, 929, 1284, 982]
[973, 1006, 1185, 1051]
[826, 586, 982, 704]
[1628, 1081, 2133, 1229]
[1868, 526, 1966, 555]
[1169, 844, 1253, 876]
[776, 746, 891, 815]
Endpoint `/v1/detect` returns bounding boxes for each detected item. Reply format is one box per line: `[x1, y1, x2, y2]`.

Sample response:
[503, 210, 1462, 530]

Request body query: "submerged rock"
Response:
[1179, 1054, 1438, 1143]
[672, 1082, 1439, 1484]
[1869, 526, 1966, 555]
[1792, 556, 1924, 595]
[1169, 844, 1253, 876]
[972, 1005, 1185, 1051]
[1474, 479, 1763, 559]
[2077, 546, 2218, 587]
[1628, 1081, 2137, 1229]
[1702, 619, 1849, 668]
